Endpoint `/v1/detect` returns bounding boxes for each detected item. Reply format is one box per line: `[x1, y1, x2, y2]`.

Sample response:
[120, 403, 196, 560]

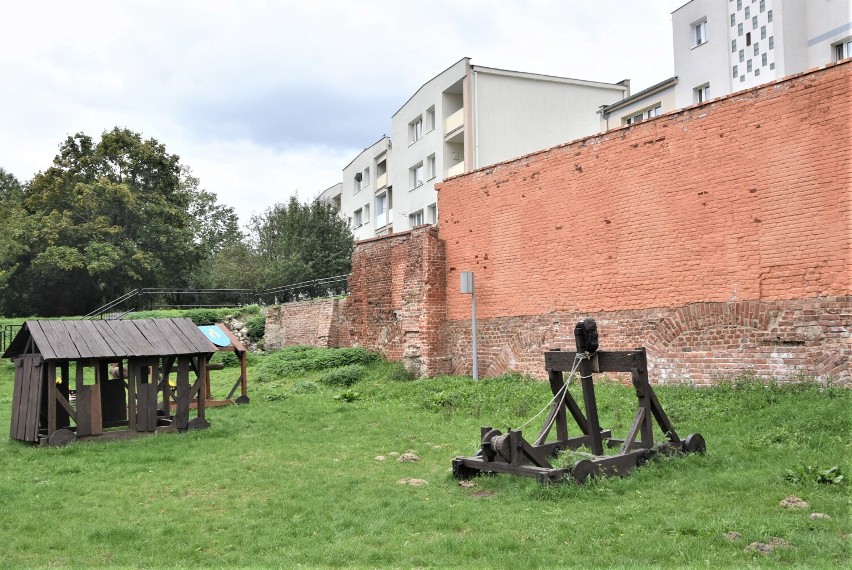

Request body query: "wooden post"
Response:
[47, 362, 56, 437]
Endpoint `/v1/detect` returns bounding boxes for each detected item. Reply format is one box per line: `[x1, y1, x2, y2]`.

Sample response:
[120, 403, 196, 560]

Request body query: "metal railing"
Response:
[81, 274, 350, 320]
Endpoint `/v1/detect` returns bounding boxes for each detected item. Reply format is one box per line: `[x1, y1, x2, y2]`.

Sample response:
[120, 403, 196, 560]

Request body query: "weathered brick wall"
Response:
[437, 61, 850, 384]
[332, 226, 449, 376]
[264, 298, 341, 350]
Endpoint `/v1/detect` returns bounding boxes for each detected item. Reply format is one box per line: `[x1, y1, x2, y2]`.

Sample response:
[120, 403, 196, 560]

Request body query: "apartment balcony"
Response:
[447, 161, 465, 177]
[445, 108, 464, 135]
[376, 208, 392, 228]
[376, 172, 388, 189]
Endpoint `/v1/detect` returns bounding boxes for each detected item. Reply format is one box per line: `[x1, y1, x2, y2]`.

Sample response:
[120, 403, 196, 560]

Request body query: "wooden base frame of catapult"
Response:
[452, 319, 705, 484]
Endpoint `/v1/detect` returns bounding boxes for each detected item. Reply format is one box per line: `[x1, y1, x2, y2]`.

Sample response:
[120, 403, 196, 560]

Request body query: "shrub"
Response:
[254, 346, 378, 382]
[319, 365, 366, 387]
[334, 389, 362, 403]
[210, 351, 240, 368]
[291, 380, 319, 394]
[246, 314, 266, 341]
[184, 308, 228, 325]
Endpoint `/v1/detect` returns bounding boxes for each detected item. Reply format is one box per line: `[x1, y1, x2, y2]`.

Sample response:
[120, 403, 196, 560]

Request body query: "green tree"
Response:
[249, 196, 353, 289]
[0, 128, 234, 316]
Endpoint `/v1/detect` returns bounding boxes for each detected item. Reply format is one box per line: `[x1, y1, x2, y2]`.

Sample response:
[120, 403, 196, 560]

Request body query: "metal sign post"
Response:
[460, 272, 478, 380]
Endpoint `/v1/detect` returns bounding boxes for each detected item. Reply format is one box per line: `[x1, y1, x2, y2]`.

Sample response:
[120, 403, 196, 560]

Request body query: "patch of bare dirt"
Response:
[470, 490, 495, 498]
[398, 452, 420, 462]
[744, 537, 793, 554]
[779, 496, 809, 509]
[396, 478, 428, 486]
[723, 531, 741, 541]
[810, 512, 831, 520]
[458, 480, 476, 489]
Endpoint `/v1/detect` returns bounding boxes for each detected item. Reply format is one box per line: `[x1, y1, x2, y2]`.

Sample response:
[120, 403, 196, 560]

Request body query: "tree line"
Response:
[0, 128, 353, 317]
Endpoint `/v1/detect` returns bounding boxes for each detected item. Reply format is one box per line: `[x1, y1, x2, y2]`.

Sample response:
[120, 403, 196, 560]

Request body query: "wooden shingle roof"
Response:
[2, 318, 216, 361]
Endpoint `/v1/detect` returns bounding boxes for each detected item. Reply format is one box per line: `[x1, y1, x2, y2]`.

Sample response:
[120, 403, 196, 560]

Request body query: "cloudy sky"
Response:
[1, 0, 685, 226]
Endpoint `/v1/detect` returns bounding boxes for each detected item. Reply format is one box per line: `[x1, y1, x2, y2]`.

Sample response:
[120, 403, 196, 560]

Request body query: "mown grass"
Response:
[0, 351, 848, 568]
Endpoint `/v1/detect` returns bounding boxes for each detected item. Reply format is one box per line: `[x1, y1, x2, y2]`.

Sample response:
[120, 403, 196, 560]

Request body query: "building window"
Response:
[410, 209, 424, 227]
[426, 154, 436, 179]
[752, 15, 758, 29]
[738, 23, 743, 36]
[746, 32, 751, 46]
[754, 43, 759, 56]
[409, 116, 423, 144]
[761, 26, 766, 40]
[740, 75, 746, 83]
[739, 49, 745, 62]
[733, 65, 738, 78]
[695, 84, 710, 103]
[747, 59, 753, 72]
[410, 162, 424, 189]
[768, 36, 774, 49]
[744, 6, 750, 18]
[760, 0, 765, 12]
[354, 173, 362, 193]
[770, 62, 775, 70]
[762, 53, 768, 66]
[353, 208, 363, 228]
[732, 39, 737, 52]
[767, 9, 772, 22]
[426, 107, 436, 132]
[693, 20, 707, 47]
[834, 40, 852, 61]
[361, 167, 370, 189]
[755, 68, 760, 77]
[363, 204, 370, 222]
[375, 192, 387, 225]
[737, 0, 742, 10]
[426, 203, 437, 224]
[730, 13, 735, 27]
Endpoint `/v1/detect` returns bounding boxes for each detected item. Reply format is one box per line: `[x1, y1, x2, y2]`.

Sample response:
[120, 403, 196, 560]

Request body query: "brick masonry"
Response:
[267, 61, 850, 385]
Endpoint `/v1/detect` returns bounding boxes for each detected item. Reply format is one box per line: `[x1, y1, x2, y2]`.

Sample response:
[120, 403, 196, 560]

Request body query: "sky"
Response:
[0, 0, 686, 226]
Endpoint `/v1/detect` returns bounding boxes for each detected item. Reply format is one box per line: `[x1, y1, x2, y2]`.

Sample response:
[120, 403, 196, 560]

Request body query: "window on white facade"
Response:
[695, 84, 710, 104]
[361, 167, 370, 189]
[738, 23, 743, 36]
[732, 39, 737, 53]
[739, 49, 745, 62]
[754, 43, 759, 56]
[410, 162, 424, 189]
[737, 0, 742, 10]
[747, 59, 753, 72]
[426, 154, 436, 179]
[761, 26, 766, 40]
[730, 14, 735, 27]
[733, 65, 738, 78]
[426, 107, 436, 132]
[410, 209, 424, 227]
[761, 53, 768, 66]
[353, 208, 363, 227]
[426, 203, 437, 224]
[834, 40, 852, 61]
[409, 116, 423, 144]
[768, 36, 774, 49]
[760, 0, 765, 13]
[693, 20, 707, 47]
[363, 204, 370, 222]
[752, 16, 758, 29]
[375, 192, 387, 224]
[744, 6, 750, 19]
[767, 9, 772, 22]
[746, 32, 752, 46]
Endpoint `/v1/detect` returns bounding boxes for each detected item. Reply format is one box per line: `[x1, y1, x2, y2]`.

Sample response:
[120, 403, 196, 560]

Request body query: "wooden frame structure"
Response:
[5, 318, 217, 446]
[452, 319, 705, 484]
[197, 323, 249, 407]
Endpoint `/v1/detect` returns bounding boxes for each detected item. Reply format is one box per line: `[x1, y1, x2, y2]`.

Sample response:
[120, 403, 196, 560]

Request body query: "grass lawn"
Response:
[0, 351, 848, 568]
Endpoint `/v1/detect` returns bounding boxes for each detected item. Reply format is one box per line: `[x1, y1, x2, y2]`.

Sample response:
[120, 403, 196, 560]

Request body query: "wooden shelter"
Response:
[4, 318, 217, 446]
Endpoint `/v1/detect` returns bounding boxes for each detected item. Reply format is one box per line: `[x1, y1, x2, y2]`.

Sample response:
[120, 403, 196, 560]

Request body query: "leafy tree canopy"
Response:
[0, 128, 240, 316]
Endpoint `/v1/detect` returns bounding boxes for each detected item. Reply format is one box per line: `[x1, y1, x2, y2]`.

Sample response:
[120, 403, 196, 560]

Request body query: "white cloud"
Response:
[0, 0, 685, 225]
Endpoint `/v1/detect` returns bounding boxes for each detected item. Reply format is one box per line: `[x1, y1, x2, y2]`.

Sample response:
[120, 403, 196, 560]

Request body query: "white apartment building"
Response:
[325, 58, 629, 239]
[599, 0, 851, 129]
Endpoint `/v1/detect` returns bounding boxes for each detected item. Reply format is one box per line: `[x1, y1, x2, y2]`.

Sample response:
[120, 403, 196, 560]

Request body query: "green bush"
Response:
[184, 308, 226, 325]
[246, 314, 266, 341]
[254, 346, 378, 382]
[210, 351, 240, 368]
[319, 365, 366, 387]
[291, 380, 319, 394]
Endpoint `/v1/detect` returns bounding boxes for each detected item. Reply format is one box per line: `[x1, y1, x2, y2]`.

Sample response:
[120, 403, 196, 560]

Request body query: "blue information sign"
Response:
[198, 325, 232, 347]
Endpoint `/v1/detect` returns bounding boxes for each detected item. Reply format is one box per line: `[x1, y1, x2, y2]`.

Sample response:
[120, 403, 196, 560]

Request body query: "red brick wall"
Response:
[332, 226, 449, 376]
[265, 298, 341, 350]
[437, 62, 850, 384]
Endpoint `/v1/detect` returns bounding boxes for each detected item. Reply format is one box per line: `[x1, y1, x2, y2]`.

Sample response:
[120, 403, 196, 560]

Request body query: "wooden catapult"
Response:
[452, 319, 705, 484]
